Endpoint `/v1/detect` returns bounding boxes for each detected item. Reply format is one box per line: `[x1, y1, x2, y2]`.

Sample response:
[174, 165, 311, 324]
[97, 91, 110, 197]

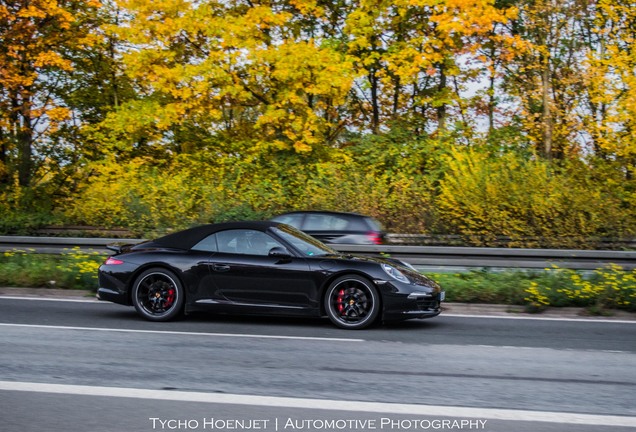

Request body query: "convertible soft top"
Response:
[151, 221, 280, 250]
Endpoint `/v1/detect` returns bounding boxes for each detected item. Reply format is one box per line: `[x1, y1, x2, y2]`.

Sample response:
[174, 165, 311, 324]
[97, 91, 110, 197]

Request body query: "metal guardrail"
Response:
[28, 226, 636, 249]
[387, 233, 636, 249]
[0, 236, 131, 255]
[334, 244, 636, 271]
[2, 236, 636, 270]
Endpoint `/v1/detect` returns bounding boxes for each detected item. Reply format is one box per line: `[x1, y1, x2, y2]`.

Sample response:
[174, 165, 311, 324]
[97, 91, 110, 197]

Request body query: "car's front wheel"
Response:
[132, 268, 184, 321]
[324, 275, 380, 329]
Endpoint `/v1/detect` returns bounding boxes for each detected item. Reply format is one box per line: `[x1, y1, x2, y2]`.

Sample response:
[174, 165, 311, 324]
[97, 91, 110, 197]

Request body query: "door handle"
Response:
[212, 263, 230, 272]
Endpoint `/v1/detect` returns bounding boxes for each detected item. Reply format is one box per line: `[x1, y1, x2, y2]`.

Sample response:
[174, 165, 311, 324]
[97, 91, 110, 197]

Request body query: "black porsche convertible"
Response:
[97, 221, 444, 329]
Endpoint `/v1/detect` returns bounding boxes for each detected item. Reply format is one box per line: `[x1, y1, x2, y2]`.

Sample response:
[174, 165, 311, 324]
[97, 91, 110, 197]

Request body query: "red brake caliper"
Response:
[165, 289, 175, 307]
[337, 289, 345, 315]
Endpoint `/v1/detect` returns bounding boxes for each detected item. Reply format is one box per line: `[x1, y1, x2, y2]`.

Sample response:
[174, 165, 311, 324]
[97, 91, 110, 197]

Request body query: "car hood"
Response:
[321, 253, 440, 289]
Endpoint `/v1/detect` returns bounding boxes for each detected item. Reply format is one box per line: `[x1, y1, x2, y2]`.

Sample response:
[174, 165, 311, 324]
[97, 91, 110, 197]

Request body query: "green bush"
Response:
[436, 149, 636, 248]
[2, 134, 635, 247]
[433, 265, 636, 314]
[0, 250, 105, 290]
[433, 269, 530, 305]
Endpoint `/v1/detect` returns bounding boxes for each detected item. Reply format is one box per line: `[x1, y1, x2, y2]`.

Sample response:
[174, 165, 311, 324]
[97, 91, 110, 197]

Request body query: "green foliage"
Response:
[523, 265, 636, 313]
[59, 136, 443, 235]
[436, 148, 636, 247]
[433, 265, 636, 314]
[0, 177, 57, 234]
[0, 249, 105, 290]
[433, 269, 530, 305]
[1, 131, 632, 246]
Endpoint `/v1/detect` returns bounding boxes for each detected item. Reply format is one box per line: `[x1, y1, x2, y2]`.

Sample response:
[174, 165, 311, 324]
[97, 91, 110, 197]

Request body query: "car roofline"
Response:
[153, 220, 282, 250]
[275, 210, 366, 217]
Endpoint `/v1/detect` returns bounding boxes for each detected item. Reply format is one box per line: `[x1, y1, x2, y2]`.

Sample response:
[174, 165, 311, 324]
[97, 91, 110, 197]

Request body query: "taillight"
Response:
[367, 232, 382, 245]
[104, 257, 124, 265]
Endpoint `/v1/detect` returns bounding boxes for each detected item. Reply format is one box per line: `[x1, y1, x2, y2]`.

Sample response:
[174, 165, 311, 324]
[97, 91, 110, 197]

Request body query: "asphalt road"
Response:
[1, 295, 635, 432]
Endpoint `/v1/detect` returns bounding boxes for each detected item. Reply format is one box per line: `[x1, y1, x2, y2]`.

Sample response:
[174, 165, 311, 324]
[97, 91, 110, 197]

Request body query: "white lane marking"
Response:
[443, 313, 636, 324]
[1, 381, 634, 427]
[475, 344, 628, 354]
[0, 323, 363, 343]
[0, 295, 97, 303]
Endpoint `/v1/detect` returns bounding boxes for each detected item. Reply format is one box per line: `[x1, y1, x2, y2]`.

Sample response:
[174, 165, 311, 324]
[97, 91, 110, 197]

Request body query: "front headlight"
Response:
[381, 263, 410, 284]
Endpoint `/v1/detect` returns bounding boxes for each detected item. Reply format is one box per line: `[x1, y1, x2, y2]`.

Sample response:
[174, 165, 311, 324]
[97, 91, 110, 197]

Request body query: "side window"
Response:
[191, 234, 218, 252]
[304, 214, 349, 230]
[347, 217, 370, 230]
[215, 229, 285, 256]
[366, 218, 383, 231]
[331, 216, 349, 230]
[272, 214, 304, 228]
[304, 214, 328, 230]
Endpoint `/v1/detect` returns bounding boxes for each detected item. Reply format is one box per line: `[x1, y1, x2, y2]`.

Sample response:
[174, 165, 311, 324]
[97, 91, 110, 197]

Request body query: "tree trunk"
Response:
[487, 43, 497, 135]
[369, 69, 380, 134]
[17, 128, 33, 187]
[0, 128, 7, 184]
[392, 75, 401, 120]
[541, 64, 552, 159]
[437, 64, 447, 132]
[14, 90, 34, 187]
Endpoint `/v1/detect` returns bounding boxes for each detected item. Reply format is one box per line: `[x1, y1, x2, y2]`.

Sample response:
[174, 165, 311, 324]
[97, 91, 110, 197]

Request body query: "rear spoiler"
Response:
[106, 239, 148, 254]
[106, 243, 129, 254]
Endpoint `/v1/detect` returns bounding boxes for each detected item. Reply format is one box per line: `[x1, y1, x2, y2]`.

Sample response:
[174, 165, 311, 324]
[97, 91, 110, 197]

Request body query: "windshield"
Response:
[272, 225, 337, 257]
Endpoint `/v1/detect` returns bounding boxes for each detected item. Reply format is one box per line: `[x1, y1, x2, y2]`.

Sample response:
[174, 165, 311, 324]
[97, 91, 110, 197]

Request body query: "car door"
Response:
[206, 229, 318, 311]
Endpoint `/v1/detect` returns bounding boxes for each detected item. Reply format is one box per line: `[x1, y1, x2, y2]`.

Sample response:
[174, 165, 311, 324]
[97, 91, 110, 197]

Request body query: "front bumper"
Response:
[381, 284, 445, 321]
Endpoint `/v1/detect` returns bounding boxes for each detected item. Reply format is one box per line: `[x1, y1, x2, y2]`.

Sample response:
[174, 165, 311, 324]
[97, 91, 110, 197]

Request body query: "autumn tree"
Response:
[498, 0, 595, 159]
[343, 0, 517, 136]
[97, 0, 355, 158]
[0, 0, 102, 187]
[580, 0, 636, 170]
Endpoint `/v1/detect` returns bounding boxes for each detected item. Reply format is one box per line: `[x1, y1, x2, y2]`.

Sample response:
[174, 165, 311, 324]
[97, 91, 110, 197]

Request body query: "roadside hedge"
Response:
[1, 250, 634, 314]
[2, 135, 635, 249]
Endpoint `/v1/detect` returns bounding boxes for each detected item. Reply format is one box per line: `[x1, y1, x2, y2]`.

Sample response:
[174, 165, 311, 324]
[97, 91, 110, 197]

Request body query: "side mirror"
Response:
[269, 246, 292, 259]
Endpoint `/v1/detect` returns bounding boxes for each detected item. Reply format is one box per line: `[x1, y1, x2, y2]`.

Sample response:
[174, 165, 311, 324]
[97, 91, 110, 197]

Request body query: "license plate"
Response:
[440, 291, 446, 302]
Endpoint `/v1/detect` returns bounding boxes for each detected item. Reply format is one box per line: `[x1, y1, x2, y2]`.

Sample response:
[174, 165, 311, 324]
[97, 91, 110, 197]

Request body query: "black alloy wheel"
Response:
[324, 275, 380, 329]
[132, 268, 184, 321]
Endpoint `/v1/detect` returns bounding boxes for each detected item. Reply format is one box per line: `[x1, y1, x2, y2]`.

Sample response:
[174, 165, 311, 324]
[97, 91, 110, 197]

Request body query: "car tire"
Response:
[324, 275, 380, 329]
[131, 268, 184, 321]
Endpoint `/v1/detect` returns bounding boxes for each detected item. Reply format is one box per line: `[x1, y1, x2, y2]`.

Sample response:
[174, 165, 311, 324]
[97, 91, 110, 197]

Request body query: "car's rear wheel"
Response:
[132, 268, 184, 321]
[324, 275, 380, 329]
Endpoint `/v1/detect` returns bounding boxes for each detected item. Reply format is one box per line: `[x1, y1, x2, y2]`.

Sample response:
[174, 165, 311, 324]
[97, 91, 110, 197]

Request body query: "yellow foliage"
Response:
[437, 148, 633, 247]
[583, 0, 636, 159]
[109, 0, 355, 154]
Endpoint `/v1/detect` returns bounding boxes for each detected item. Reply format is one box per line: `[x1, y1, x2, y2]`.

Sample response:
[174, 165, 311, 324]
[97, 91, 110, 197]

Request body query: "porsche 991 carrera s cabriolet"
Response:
[97, 221, 444, 329]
